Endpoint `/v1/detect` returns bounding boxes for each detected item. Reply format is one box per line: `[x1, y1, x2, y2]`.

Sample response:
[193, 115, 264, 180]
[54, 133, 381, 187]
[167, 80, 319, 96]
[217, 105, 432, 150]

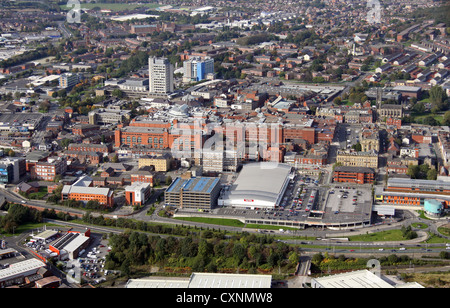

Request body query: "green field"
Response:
[60, 3, 161, 11]
[173, 217, 245, 228]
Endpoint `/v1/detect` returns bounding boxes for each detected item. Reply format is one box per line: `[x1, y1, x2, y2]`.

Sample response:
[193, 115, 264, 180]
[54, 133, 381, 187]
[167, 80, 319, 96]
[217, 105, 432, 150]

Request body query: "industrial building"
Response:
[49, 230, 91, 260]
[0, 258, 46, 288]
[126, 273, 272, 288]
[218, 162, 293, 209]
[311, 269, 423, 288]
[165, 176, 221, 210]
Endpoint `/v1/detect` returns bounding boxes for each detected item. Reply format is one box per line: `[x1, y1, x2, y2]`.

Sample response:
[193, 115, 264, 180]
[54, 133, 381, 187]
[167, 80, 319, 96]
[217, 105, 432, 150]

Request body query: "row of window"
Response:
[122, 136, 164, 144]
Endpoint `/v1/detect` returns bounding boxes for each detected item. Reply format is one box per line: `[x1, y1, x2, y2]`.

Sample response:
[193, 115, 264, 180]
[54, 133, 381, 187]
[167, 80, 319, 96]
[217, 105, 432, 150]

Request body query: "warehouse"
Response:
[126, 273, 272, 288]
[218, 162, 293, 209]
[0, 258, 46, 288]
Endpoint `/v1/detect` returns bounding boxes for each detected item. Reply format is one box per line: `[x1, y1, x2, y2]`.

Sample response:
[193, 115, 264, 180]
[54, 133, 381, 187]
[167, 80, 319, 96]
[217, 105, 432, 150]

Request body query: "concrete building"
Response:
[88, 108, 131, 125]
[183, 56, 214, 83]
[149, 57, 173, 95]
[165, 176, 221, 210]
[0, 157, 26, 184]
[59, 73, 80, 89]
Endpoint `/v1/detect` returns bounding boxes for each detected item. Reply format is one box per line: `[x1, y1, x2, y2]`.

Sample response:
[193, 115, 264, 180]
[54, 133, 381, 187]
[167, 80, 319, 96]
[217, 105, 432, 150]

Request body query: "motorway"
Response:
[1, 186, 449, 258]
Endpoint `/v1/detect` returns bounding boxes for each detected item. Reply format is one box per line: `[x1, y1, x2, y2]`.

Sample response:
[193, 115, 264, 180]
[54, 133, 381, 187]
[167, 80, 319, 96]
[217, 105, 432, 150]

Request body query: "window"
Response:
[137, 137, 141, 144]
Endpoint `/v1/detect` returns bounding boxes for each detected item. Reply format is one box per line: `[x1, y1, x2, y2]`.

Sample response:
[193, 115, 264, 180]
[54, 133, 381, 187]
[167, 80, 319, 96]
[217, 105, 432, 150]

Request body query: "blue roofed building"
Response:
[164, 176, 221, 210]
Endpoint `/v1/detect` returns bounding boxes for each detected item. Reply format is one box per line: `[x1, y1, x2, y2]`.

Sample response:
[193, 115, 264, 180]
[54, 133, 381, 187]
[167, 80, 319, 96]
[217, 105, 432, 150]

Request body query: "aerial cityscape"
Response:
[0, 0, 449, 292]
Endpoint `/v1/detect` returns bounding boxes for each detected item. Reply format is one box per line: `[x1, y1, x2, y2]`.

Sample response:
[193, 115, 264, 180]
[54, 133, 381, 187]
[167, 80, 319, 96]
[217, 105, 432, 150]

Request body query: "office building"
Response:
[61, 185, 114, 207]
[59, 73, 80, 89]
[183, 57, 214, 83]
[125, 182, 151, 206]
[30, 158, 66, 181]
[0, 157, 26, 184]
[0, 163, 13, 184]
[333, 166, 375, 184]
[336, 150, 379, 168]
[149, 57, 173, 95]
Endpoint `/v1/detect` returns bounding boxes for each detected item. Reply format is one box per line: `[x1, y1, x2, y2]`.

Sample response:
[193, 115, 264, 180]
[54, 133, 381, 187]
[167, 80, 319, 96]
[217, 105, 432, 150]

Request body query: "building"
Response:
[0, 258, 46, 288]
[126, 273, 272, 288]
[359, 129, 379, 152]
[88, 108, 131, 125]
[130, 167, 154, 186]
[118, 78, 149, 95]
[378, 104, 403, 119]
[1, 157, 26, 184]
[165, 176, 221, 210]
[183, 57, 214, 83]
[138, 154, 171, 172]
[125, 182, 151, 206]
[311, 269, 423, 288]
[67, 143, 111, 155]
[0, 163, 13, 184]
[336, 150, 378, 168]
[30, 158, 66, 181]
[218, 162, 293, 209]
[61, 176, 114, 207]
[49, 230, 91, 260]
[374, 177, 450, 209]
[149, 57, 173, 95]
[333, 166, 375, 184]
[423, 199, 444, 217]
[59, 73, 80, 89]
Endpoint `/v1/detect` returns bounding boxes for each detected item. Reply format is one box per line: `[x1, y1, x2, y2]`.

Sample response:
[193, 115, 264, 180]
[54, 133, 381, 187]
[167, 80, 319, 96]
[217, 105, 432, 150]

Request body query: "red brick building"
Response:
[333, 166, 375, 184]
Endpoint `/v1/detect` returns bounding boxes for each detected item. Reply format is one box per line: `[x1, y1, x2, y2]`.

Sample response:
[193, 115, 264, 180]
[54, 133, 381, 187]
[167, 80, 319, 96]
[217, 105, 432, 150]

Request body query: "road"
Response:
[1, 186, 449, 259]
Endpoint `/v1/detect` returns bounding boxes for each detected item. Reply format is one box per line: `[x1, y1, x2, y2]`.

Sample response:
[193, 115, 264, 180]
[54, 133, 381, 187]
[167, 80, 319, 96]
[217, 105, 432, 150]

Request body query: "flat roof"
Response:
[62, 185, 111, 196]
[0, 259, 45, 282]
[188, 273, 272, 288]
[166, 177, 220, 194]
[126, 278, 190, 288]
[33, 229, 58, 240]
[387, 177, 450, 189]
[312, 270, 393, 288]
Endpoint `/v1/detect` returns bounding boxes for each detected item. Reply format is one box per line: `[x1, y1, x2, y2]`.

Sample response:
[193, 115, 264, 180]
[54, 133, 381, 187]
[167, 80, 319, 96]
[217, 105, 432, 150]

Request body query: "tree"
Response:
[443, 110, 450, 126]
[429, 86, 447, 110]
